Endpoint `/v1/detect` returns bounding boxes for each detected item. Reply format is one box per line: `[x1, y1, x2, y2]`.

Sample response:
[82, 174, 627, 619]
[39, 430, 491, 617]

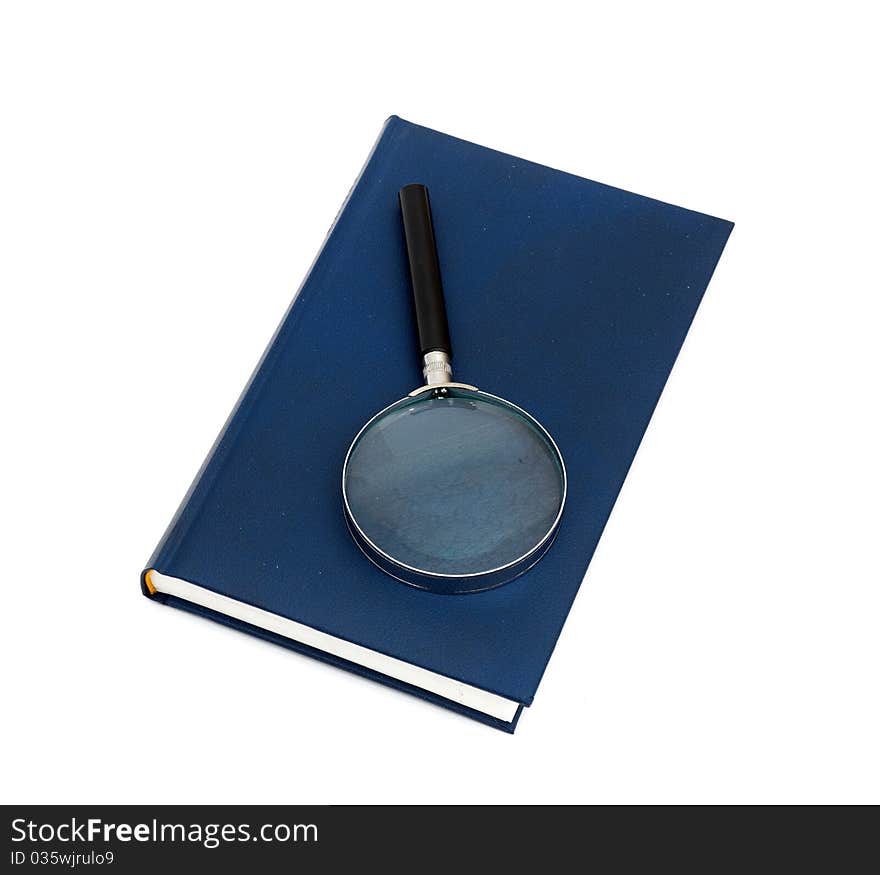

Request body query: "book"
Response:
[142, 116, 733, 732]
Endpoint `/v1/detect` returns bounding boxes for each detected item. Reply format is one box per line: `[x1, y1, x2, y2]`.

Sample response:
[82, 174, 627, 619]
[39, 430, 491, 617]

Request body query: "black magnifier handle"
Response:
[399, 184, 453, 384]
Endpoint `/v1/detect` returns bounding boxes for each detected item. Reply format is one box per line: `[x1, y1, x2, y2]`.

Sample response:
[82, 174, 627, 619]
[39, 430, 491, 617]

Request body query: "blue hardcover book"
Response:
[142, 116, 733, 732]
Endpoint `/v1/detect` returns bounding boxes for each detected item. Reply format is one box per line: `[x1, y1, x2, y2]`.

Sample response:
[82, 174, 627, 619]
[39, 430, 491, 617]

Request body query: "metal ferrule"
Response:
[422, 350, 452, 386]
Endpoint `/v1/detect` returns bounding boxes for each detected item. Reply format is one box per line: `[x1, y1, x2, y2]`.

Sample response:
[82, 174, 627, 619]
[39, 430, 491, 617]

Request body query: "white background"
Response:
[1, 1, 877, 805]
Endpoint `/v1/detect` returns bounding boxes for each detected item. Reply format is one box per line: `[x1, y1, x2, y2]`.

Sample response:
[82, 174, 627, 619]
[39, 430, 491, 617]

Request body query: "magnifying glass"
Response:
[342, 184, 566, 594]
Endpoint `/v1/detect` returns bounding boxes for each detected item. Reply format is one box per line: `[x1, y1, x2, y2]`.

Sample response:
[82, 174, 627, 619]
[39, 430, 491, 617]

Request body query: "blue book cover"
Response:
[142, 116, 733, 732]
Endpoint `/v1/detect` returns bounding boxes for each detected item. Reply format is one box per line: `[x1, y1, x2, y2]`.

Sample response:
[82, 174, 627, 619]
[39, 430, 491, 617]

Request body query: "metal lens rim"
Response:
[341, 386, 567, 593]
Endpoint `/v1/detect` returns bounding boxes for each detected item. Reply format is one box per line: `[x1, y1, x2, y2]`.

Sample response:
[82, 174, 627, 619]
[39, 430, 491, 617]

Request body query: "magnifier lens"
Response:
[343, 389, 564, 586]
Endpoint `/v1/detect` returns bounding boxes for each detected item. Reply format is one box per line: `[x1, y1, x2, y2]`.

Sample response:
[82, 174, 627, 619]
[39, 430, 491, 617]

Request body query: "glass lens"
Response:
[344, 390, 564, 576]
